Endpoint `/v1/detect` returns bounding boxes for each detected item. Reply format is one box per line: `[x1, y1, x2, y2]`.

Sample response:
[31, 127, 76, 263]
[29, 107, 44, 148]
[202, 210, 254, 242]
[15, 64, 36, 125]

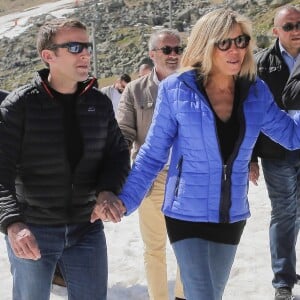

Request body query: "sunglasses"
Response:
[215, 35, 251, 51]
[153, 46, 184, 55]
[50, 42, 93, 54]
[277, 22, 300, 32]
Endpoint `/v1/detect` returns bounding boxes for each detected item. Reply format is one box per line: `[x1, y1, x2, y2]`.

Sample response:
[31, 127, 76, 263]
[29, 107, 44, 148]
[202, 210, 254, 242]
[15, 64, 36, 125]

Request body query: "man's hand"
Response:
[249, 162, 260, 186]
[90, 191, 126, 223]
[7, 222, 41, 260]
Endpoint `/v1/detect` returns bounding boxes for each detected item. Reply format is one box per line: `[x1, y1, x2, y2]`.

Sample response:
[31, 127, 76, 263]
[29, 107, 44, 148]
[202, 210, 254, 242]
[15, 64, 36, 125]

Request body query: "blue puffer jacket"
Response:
[119, 70, 300, 223]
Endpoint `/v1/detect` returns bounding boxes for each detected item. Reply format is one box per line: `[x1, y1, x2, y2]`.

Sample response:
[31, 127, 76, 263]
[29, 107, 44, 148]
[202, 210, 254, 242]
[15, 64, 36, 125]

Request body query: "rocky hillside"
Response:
[0, 0, 298, 91]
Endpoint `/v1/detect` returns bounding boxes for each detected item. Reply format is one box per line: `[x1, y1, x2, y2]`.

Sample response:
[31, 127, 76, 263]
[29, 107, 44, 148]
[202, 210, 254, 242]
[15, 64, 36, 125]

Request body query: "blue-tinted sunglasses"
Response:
[50, 42, 93, 54]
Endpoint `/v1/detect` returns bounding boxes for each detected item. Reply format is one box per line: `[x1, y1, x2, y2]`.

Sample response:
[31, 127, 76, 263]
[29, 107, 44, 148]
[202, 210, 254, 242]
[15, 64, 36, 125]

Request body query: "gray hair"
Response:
[148, 28, 181, 51]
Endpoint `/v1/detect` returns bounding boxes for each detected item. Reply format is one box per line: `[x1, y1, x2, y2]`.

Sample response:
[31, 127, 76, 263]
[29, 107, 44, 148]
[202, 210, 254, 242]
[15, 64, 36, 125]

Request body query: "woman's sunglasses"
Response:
[215, 35, 251, 51]
[50, 42, 93, 54]
[277, 22, 300, 32]
[153, 46, 184, 55]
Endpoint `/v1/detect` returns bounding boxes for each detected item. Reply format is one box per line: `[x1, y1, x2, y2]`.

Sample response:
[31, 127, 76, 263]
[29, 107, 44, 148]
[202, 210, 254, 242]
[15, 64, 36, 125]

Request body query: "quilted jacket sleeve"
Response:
[259, 79, 300, 149]
[0, 88, 26, 234]
[119, 81, 177, 214]
[96, 99, 130, 195]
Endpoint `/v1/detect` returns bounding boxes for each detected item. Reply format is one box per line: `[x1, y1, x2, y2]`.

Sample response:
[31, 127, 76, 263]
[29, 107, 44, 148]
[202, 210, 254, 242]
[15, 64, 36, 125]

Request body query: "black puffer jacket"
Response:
[0, 69, 130, 233]
[282, 56, 300, 109]
[253, 39, 292, 159]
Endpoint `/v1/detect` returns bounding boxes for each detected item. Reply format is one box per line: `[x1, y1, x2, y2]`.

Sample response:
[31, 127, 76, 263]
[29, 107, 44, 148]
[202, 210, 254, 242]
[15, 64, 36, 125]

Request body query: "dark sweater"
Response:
[49, 88, 83, 172]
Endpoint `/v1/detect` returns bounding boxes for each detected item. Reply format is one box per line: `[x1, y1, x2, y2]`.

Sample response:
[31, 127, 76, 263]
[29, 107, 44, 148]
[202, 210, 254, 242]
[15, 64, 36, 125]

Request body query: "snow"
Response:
[0, 0, 76, 39]
[1, 172, 300, 299]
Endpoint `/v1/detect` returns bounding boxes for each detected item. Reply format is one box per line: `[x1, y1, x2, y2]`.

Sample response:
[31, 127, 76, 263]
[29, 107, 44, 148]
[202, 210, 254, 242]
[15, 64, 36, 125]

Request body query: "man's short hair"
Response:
[120, 74, 131, 83]
[36, 18, 88, 66]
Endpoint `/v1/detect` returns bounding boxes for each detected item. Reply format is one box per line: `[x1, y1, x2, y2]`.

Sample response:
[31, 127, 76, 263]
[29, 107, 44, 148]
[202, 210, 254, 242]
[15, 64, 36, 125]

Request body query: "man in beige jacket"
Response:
[117, 29, 185, 300]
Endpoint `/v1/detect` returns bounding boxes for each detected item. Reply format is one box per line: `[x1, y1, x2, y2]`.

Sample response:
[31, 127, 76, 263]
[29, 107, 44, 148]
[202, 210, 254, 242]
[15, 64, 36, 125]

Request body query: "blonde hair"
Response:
[181, 8, 256, 81]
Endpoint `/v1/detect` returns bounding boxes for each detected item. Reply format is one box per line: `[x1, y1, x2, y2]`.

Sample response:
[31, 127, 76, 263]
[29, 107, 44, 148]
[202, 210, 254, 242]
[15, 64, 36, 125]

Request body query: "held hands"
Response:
[90, 191, 126, 223]
[249, 162, 260, 186]
[7, 222, 41, 260]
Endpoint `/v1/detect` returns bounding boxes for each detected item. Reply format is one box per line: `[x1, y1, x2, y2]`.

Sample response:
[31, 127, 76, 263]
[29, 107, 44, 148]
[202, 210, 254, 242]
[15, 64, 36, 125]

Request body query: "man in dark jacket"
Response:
[251, 5, 300, 300]
[0, 18, 130, 300]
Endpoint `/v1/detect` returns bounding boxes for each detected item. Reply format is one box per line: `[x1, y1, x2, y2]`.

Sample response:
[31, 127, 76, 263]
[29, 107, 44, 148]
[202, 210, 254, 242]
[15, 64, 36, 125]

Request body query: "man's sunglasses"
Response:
[277, 22, 300, 32]
[215, 34, 251, 51]
[153, 46, 184, 55]
[50, 42, 93, 54]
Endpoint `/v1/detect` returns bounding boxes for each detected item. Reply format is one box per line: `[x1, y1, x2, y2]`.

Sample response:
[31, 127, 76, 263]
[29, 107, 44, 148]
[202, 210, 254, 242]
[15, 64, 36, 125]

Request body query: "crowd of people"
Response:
[0, 4, 299, 300]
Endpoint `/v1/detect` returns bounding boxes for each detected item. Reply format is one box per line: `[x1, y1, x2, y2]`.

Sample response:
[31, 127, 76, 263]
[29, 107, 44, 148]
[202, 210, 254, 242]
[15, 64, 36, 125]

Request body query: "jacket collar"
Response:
[34, 68, 97, 99]
[177, 69, 254, 104]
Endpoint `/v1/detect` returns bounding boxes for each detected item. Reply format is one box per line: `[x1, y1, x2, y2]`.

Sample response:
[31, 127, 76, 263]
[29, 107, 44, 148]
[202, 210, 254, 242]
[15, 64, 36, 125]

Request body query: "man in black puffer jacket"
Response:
[250, 6, 300, 300]
[0, 18, 130, 300]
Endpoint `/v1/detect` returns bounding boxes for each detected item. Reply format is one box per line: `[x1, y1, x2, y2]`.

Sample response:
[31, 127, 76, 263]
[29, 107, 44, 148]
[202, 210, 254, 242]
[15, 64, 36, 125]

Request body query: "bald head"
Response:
[272, 5, 300, 57]
[274, 5, 300, 26]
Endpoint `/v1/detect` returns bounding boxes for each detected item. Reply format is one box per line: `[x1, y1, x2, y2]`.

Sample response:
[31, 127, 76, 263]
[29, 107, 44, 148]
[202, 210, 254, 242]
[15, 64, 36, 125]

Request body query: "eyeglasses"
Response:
[276, 22, 300, 32]
[50, 42, 93, 54]
[215, 35, 251, 51]
[153, 46, 184, 55]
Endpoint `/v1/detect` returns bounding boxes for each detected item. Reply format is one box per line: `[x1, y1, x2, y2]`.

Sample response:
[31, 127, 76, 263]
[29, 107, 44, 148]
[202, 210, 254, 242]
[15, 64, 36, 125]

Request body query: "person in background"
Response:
[116, 29, 185, 300]
[92, 8, 300, 300]
[138, 63, 153, 77]
[0, 89, 8, 102]
[250, 6, 300, 300]
[0, 18, 130, 300]
[100, 73, 131, 114]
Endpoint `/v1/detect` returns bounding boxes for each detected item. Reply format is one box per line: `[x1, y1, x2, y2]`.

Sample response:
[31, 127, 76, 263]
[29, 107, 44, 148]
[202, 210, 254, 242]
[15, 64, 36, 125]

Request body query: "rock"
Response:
[0, 0, 295, 90]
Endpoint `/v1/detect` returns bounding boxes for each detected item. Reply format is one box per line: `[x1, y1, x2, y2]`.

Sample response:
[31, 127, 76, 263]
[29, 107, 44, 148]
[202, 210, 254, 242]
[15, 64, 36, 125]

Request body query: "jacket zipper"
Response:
[175, 155, 183, 197]
[223, 164, 227, 181]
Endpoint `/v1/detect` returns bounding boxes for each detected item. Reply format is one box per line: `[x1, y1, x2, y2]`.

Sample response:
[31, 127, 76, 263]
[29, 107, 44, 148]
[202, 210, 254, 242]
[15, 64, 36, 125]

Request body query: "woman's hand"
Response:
[90, 191, 126, 223]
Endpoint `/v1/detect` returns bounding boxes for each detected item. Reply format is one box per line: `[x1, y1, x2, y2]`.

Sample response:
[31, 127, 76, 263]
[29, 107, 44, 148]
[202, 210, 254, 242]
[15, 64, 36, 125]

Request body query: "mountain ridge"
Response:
[0, 0, 298, 91]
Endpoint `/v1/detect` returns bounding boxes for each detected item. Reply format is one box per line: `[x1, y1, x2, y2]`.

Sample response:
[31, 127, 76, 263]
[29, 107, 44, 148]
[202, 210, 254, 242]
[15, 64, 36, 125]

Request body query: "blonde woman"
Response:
[92, 8, 300, 299]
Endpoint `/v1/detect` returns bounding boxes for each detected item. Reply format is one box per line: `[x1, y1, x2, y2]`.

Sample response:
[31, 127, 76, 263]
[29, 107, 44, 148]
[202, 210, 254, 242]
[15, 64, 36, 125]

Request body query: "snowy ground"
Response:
[1, 169, 300, 300]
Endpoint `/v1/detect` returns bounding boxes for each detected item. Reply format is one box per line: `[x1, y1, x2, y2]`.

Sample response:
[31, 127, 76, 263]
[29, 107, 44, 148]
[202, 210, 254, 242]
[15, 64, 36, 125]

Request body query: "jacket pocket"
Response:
[174, 155, 183, 197]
